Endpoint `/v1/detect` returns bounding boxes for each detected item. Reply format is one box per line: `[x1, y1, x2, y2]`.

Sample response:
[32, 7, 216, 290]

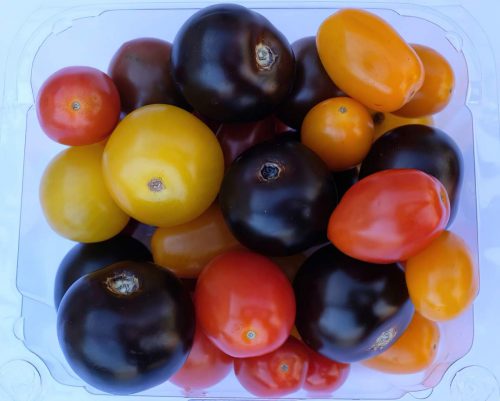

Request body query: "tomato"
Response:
[120, 219, 156, 250]
[171, 4, 294, 121]
[234, 336, 309, 397]
[276, 36, 344, 129]
[54, 235, 152, 308]
[151, 203, 242, 278]
[328, 169, 450, 263]
[394, 45, 455, 118]
[219, 137, 337, 256]
[195, 250, 295, 358]
[36, 66, 120, 145]
[301, 97, 374, 171]
[102, 104, 224, 227]
[40, 143, 129, 243]
[360, 124, 462, 222]
[304, 348, 350, 395]
[317, 9, 424, 112]
[405, 231, 478, 321]
[372, 111, 433, 140]
[272, 253, 308, 282]
[363, 312, 439, 374]
[108, 38, 189, 113]
[57, 261, 195, 395]
[294, 245, 414, 363]
[170, 326, 233, 391]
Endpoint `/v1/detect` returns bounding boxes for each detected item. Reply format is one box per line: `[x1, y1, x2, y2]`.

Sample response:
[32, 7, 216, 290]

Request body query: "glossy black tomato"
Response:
[276, 36, 344, 129]
[294, 245, 414, 363]
[219, 138, 338, 256]
[359, 124, 462, 221]
[54, 235, 152, 309]
[57, 261, 195, 395]
[171, 4, 295, 122]
[109, 38, 189, 113]
[333, 168, 358, 200]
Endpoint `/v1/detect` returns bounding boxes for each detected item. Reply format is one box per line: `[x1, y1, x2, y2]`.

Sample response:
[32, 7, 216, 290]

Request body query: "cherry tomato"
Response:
[301, 97, 374, 171]
[36, 66, 120, 145]
[304, 348, 350, 395]
[328, 169, 450, 263]
[363, 312, 439, 374]
[195, 250, 295, 358]
[151, 203, 242, 278]
[234, 336, 309, 397]
[120, 219, 156, 250]
[372, 111, 433, 140]
[170, 326, 233, 391]
[102, 104, 224, 227]
[40, 143, 129, 243]
[317, 9, 424, 112]
[405, 231, 478, 321]
[394, 44, 454, 118]
[108, 38, 189, 113]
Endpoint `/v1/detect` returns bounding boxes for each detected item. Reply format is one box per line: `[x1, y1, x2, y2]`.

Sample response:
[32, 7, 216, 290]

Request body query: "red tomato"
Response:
[195, 250, 295, 358]
[170, 326, 233, 391]
[234, 336, 309, 397]
[304, 349, 350, 395]
[36, 66, 120, 145]
[328, 169, 450, 263]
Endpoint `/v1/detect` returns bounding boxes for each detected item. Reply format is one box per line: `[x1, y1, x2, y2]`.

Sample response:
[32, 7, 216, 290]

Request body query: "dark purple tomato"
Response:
[57, 261, 195, 395]
[108, 38, 189, 113]
[294, 245, 414, 363]
[54, 235, 152, 309]
[171, 4, 295, 122]
[359, 124, 462, 221]
[219, 138, 338, 256]
[120, 219, 157, 251]
[333, 168, 358, 200]
[276, 36, 344, 130]
[216, 115, 276, 168]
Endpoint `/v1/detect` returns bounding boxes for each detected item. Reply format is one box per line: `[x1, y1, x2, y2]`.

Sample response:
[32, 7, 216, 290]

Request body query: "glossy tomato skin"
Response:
[170, 325, 233, 391]
[37, 66, 120, 145]
[195, 250, 295, 358]
[171, 4, 294, 122]
[317, 9, 424, 112]
[109, 38, 189, 113]
[304, 348, 350, 395]
[328, 169, 450, 264]
[54, 235, 152, 309]
[57, 261, 195, 395]
[294, 245, 414, 363]
[219, 138, 338, 256]
[276, 36, 344, 129]
[360, 124, 462, 221]
[234, 336, 309, 397]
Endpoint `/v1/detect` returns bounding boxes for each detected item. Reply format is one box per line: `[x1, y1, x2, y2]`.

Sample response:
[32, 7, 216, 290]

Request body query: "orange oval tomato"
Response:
[394, 44, 454, 118]
[151, 203, 242, 278]
[40, 143, 129, 242]
[102, 104, 224, 227]
[317, 9, 424, 112]
[405, 231, 478, 321]
[301, 97, 374, 171]
[363, 312, 439, 374]
[372, 111, 433, 140]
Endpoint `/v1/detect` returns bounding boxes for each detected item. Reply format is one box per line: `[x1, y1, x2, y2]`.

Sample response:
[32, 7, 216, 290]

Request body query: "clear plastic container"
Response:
[1, 1, 500, 401]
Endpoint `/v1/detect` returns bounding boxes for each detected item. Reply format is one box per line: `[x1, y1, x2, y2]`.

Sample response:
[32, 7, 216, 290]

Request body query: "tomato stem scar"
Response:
[71, 101, 81, 111]
[246, 330, 256, 340]
[255, 43, 276, 70]
[105, 271, 140, 296]
[148, 177, 165, 192]
[259, 162, 281, 181]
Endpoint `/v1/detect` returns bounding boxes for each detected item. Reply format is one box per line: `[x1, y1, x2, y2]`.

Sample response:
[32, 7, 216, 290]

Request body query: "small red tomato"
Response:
[170, 326, 233, 391]
[234, 336, 309, 397]
[195, 250, 295, 358]
[36, 66, 120, 145]
[328, 169, 450, 263]
[304, 348, 350, 395]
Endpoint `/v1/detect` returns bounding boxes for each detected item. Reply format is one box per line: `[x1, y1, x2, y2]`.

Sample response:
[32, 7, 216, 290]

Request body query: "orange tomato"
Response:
[317, 9, 424, 112]
[394, 44, 454, 118]
[301, 97, 374, 171]
[151, 203, 242, 278]
[405, 231, 478, 321]
[363, 312, 439, 374]
[372, 111, 433, 140]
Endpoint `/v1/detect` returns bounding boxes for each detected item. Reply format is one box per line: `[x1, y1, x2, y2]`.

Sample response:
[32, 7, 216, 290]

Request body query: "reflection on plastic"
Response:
[451, 366, 500, 401]
[411, 388, 434, 399]
[0, 360, 41, 401]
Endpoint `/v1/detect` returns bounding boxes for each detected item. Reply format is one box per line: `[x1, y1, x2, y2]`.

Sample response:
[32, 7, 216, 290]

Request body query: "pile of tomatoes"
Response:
[36, 4, 478, 398]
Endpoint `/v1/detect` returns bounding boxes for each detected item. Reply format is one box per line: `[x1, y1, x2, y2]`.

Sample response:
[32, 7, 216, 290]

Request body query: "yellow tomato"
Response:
[103, 104, 224, 227]
[372, 111, 434, 140]
[40, 142, 129, 242]
[317, 9, 424, 112]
